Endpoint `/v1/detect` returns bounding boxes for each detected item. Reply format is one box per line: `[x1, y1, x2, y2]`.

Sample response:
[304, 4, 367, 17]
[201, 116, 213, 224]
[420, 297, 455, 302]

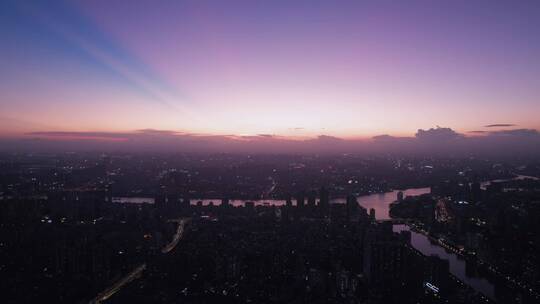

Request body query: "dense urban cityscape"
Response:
[1, 153, 540, 303]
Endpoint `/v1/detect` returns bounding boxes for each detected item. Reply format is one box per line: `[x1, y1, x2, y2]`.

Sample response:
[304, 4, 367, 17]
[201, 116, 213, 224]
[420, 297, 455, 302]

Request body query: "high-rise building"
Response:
[346, 195, 358, 219]
[424, 255, 450, 296]
[363, 222, 406, 284]
[286, 195, 293, 207]
[296, 191, 305, 208]
[307, 190, 316, 207]
[221, 198, 230, 208]
[369, 208, 376, 220]
[319, 186, 329, 209]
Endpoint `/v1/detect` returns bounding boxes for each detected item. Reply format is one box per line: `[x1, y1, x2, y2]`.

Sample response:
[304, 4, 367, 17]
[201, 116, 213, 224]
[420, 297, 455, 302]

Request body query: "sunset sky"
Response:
[1, 0, 540, 140]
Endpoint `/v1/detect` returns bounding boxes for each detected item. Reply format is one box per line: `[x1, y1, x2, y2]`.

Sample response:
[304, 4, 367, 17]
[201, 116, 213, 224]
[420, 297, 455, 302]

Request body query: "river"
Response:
[189, 188, 431, 212]
[344, 188, 431, 220]
[480, 174, 539, 189]
[351, 188, 496, 300]
[394, 224, 495, 299]
[357, 188, 496, 300]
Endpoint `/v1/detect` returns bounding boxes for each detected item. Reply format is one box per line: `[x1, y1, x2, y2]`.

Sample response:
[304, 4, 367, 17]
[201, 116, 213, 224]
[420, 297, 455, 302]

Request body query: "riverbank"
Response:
[406, 222, 540, 302]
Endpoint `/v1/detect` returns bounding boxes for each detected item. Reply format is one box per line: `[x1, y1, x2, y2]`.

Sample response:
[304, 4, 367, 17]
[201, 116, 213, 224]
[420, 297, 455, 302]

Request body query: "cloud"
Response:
[484, 124, 516, 128]
[13, 127, 540, 156]
[372, 134, 395, 140]
[28, 129, 191, 141]
[415, 127, 463, 141]
[487, 129, 539, 137]
[468, 130, 488, 134]
[27, 131, 130, 141]
[468, 129, 539, 137]
[28, 131, 123, 137]
[136, 129, 185, 136]
[235, 134, 278, 141]
[315, 135, 343, 142]
[370, 135, 416, 148]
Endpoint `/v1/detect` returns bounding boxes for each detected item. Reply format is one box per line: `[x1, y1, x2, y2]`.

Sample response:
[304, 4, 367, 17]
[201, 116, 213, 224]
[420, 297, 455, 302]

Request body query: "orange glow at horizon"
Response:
[2, 1, 540, 141]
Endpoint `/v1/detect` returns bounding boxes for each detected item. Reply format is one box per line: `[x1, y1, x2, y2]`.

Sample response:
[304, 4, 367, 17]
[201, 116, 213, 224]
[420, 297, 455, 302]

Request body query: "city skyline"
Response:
[2, 0, 540, 141]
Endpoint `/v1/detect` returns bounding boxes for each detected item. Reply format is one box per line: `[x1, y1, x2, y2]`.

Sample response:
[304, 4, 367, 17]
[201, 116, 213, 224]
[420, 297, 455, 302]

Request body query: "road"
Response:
[162, 218, 190, 254]
[89, 263, 146, 304]
[261, 177, 277, 199]
[89, 217, 190, 303]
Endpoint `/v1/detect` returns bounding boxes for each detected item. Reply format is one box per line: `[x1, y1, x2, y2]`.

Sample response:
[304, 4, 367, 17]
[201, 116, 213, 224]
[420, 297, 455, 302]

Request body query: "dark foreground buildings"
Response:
[1, 153, 539, 303]
[1, 191, 492, 304]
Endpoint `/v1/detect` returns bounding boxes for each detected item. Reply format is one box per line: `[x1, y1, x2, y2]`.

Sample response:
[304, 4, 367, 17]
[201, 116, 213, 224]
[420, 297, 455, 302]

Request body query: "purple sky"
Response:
[1, 0, 540, 143]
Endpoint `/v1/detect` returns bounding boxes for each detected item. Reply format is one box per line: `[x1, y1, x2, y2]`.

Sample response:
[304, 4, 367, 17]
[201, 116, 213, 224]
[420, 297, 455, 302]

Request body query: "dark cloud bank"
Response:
[1, 127, 540, 157]
[484, 124, 516, 128]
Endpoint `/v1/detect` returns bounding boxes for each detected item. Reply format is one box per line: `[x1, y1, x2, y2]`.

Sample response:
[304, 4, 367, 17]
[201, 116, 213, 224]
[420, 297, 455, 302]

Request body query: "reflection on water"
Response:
[394, 225, 495, 300]
[192, 188, 432, 215]
[190, 199, 283, 207]
[112, 197, 155, 204]
[480, 174, 540, 190]
[355, 188, 431, 220]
